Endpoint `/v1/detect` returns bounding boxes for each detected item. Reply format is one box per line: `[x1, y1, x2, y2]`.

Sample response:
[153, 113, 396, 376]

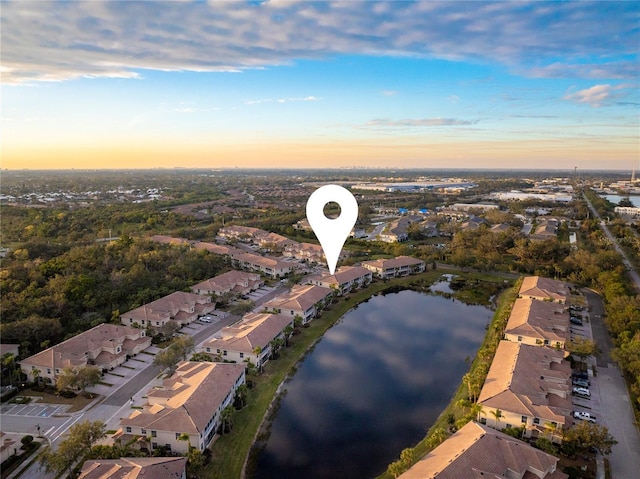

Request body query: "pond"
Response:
[252, 289, 493, 479]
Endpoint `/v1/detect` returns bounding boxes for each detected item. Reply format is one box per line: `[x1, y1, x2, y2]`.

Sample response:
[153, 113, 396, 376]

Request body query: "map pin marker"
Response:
[306, 184, 358, 275]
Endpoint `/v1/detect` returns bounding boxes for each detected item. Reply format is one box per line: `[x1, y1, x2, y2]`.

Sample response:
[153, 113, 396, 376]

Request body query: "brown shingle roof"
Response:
[264, 285, 332, 312]
[398, 421, 567, 479]
[362, 255, 425, 270]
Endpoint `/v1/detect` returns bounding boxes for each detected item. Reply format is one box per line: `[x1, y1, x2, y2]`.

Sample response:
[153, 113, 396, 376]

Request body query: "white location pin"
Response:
[306, 184, 358, 275]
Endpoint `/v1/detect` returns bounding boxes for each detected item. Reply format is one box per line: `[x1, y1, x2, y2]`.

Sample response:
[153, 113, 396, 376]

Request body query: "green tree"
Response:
[177, 432, 192, 451]
[563, 421, 617, 456]
[187, 447, 205, 469]
[567, 337, 600, 363]
[75, 366, 102, 396]
[220, 405, 235, 434]
[230, 300, 255, 316]
[153, 347, 181, 372]
[40, 420, 106, 475]
[190, 352, 214, 362]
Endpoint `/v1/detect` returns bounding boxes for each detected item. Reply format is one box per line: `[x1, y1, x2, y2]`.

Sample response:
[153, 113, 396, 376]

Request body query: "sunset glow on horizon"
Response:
[2, 1, 638, 171]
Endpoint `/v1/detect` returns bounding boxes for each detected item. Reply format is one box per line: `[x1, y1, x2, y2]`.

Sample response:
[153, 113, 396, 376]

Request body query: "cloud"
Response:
[381, 90, 398, 96]
[362, 117, 478, 128]
[244, 95, 319, 105]
[563, 84, 632, 107]
[1, 1, 638, 84]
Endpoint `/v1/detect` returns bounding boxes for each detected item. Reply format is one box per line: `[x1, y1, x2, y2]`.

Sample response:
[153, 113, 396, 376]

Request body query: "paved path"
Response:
[586, 290, 640, 479]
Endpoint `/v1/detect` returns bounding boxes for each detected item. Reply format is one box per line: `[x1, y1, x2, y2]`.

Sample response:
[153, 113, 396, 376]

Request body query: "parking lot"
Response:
[0, 403, 68, 418]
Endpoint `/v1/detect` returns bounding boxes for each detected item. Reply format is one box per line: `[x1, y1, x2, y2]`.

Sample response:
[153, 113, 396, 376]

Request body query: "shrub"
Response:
[21, 435, 34, 448]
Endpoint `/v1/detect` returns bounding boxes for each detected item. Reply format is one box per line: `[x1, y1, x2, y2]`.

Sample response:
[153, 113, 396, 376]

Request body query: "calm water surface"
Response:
[602, 194, 640, 207]
[253, 290, 492, 479]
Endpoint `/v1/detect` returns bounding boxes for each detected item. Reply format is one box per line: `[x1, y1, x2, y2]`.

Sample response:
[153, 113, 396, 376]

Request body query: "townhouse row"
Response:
[397, 275, 574, 478]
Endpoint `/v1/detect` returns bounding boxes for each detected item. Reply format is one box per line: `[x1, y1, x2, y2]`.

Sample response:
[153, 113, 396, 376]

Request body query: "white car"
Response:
[573, 386, 591, 397]
[573, 411, 596, 423]
[200, 316, 212, 323]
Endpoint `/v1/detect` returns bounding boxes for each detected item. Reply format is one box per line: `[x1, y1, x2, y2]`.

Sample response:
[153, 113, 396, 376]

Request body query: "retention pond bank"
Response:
[252, 289, 493, 479]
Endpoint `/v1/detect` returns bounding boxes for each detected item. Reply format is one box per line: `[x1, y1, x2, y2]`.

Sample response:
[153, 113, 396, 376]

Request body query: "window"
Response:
[47, 369, 51, 374]
[151, 431, 157, 437]
[165, 444, 171, 451]
[517, 336, 523, 342]
[55, 369, 60, 374]
[152, 442, 157, 449]
[533, 418, 540, 425]
[480, 418, 486, 425]
[521, 416, 527, 424]
[126, 427, 131, 433]
[543, 339, 549, 345]
[506, 423, 512, 429]
[223, 351, 227, 356]
[175, 433, 181, 439]
[206, 348, 211, 353]
[240, 353, 244, 358]
[141, 429, 146, 434]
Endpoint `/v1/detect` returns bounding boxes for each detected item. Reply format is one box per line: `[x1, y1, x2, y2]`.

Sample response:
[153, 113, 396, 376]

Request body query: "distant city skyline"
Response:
[1, 1, 638, 171]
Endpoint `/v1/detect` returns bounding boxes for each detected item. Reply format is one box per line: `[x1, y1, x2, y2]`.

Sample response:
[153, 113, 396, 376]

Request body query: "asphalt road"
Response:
[585, 290, 640, 479]
[583, 192, 640, 294]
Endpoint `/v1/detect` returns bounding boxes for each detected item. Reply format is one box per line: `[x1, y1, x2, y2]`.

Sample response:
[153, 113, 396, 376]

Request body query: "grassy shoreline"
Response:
[200, 268, 513, 479]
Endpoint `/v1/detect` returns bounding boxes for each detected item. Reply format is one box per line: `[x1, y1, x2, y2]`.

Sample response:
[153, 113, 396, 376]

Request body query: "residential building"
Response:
[306, 266, 372, 295]
[193, 242, 243, 257]
[504, 298, 570, 351]
[519, 276, 570, 304]
[530, 218, 559, 241]
[263, 284, 332, 323]
[19, 324, 150, 385]
[191, 270, 263, 298]
[459, 215, 486, 231]
[201, 312, 293, 367]
[489, 223, 511, 233]
[450, 203, 500, 212]
[379, 216, 423, 242]
[478, 341, 572, 443]
[283, 242, 325, 263]
[398, 421, 567, 479]
[231, 252, 294, 278]
[116, 361, 245, 453]
[257, 232, 297, 251]
[361, 256, 425, 279]
[120, 291, 215, 329]
[217, 225, 265, 242]
[79, 457, 187, 479]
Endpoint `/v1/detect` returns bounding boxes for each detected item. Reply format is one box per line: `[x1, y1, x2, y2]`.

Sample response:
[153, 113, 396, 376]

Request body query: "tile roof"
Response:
[264, 284, 332, 312]
[20, 324, 149, 371]
[192, 270, 262, 295]
[505, 298, 569, 344]
[306, 266, 371, 287]
[121, 362, 244, 435]
[203, 313, 293, 354]
[122, 291, 213, 324]
[362, 255, 425, 270]
[232, 252, 292, 270]
[478, 341, 572, 424]
[399, 421, 567, 479]
[79, 457, 187, 479]
[519, 276, 569, 303]
[193, 242, 243, 256]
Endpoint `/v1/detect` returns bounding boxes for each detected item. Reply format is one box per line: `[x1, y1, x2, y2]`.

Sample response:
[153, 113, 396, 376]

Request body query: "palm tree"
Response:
[470, 403, 484, 423]
[234, 384, 248, 409]
[456, 398, 471, 415]
[30, 368, 41, 387]
[2, 354, 16, 387]
[253, 346, 263, 372]
[177, 432, 192, 452]
[283, 325, 294, 347]
[220, 405, 235, 434]
[490, 409, 503, 428]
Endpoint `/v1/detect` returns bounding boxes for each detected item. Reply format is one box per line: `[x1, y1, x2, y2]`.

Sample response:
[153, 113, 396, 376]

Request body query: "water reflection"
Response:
[253, 290, 491, 479]
[429, 274, 456, 293]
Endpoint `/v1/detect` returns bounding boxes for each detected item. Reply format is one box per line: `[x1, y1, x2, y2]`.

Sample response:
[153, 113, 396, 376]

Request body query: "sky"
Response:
[1, 0, 639, 171]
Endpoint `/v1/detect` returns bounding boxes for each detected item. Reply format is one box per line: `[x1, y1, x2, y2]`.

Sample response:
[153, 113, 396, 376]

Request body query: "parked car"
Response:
[570, 317, 583, 326]
[200, 317, 212, 323]
[573, 411, 596, 423]
[572, 371, 589, 380]
[573, 378, 590, 387]
[573, 386, 591, 397]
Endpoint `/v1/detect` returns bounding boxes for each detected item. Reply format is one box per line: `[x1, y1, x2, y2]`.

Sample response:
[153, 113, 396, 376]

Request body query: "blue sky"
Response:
[1, 0, 638, 170]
